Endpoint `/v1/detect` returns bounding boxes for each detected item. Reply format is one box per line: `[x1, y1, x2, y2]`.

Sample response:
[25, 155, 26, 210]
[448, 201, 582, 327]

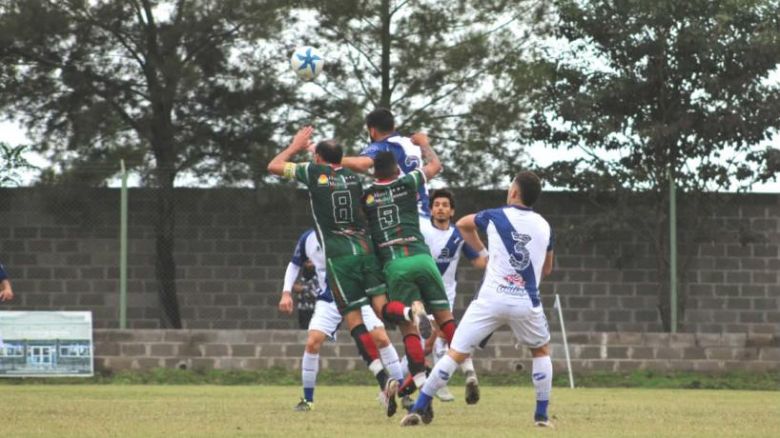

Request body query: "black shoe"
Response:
[294, 398, 313, 412]
[465, 374, 480, 405]
[383, 378, 399, 417]
[534, 414, 553, 428]
[420, 403, 434, 425]
[401, 395, 415, 411]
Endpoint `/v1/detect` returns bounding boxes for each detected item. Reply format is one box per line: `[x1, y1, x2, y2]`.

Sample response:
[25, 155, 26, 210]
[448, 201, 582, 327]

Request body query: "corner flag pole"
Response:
[554, 294, 575, 389]
[119, 160, 128, 329]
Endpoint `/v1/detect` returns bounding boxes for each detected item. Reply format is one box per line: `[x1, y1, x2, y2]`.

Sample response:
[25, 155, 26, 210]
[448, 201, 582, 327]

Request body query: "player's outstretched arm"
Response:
[341, 156, 374, 173]
[412, 133, 442, 180]
[267, 126, 314, 176]
[457, 214, 486, 255]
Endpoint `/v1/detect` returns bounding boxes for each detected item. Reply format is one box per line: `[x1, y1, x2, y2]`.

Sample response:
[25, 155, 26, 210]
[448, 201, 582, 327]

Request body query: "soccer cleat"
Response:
[383, 378, 399, 417]
[412, 302, 433, 339]
[294, 398, 313, 412]
[401, 395, 415, 411]
[534, 415, 554, 428]
[420, 403, 434, 425]
[435, 386, 455, 402]
[465, 373, 480, 405]
[400, 412, 422, 427]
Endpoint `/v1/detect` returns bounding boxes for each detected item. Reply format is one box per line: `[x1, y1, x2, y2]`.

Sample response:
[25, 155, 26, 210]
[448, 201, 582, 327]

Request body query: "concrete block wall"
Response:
[1, 188, 779, 334]
[92, 329, 780, 373]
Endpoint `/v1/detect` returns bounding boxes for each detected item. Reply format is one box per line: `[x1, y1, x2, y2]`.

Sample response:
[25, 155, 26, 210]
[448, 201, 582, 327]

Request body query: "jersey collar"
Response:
[509, 204, 533, 211]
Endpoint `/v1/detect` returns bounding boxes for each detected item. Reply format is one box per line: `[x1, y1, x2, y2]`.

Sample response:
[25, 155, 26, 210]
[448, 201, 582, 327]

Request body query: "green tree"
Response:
[0, 0, 292, 327]
[530, 0, 780, 330]
[297, 0, 549, 187]
[0, 143, 37, 186]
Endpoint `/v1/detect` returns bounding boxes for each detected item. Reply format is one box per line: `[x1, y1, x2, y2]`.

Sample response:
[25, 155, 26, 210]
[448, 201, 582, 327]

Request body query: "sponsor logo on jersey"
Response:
[497, 274, 527, 296]
[317, 174, 329, 185]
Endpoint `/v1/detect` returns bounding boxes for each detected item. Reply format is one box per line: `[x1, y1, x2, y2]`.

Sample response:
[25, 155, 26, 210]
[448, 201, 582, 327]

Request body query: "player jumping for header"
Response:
[401, 171, 556, 428]
[361, 136, 465, 410]
[342, 108, 431, 215]
[268, 127, 406, 417]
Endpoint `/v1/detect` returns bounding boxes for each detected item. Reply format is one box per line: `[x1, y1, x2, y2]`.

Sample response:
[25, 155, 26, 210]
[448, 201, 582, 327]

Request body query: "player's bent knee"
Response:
[369, 329, 391, 348]
[447, 349, 470, 364]
[305, 331, 327, 353]
[530, 343, 551, 357]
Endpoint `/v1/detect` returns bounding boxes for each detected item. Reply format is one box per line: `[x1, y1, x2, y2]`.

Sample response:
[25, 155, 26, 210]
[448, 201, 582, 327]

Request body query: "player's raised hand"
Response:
[278, 291, 294, 314]
[410, 132, 430, 147]
[290, 126, 314, 152]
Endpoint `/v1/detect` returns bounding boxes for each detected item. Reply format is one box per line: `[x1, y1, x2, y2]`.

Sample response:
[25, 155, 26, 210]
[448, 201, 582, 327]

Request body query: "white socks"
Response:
[532, 355, 552, 402]
[421, 355, 458, 398]
[379, 345, 405, 381]
[301, 352, 319, 401]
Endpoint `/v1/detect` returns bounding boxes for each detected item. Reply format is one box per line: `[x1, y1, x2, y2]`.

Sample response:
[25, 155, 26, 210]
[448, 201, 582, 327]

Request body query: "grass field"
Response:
[2, 385, 779, 437]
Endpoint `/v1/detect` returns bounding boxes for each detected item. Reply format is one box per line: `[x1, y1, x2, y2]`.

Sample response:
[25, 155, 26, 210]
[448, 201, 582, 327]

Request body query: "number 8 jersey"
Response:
[362, 169, 431, 264]
[287, 162, 374, 259]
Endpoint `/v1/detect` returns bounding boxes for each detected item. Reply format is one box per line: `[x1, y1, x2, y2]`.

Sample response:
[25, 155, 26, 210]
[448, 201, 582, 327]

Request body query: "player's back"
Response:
[362, 170, 430, 264]
[361, 134, 430, 214]
[295, 163, 373, 259]
[475, 205, 552, 307]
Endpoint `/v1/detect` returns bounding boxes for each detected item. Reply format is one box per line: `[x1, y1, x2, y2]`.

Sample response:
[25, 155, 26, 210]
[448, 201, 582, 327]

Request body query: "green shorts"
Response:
[326, 254, 387, 314]
[384, 253, 450, 312]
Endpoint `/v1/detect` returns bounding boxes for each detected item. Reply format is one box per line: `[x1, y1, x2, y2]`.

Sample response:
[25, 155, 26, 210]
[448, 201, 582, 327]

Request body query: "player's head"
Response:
[429, 189, 455, 224]
[366, 108, 395, 141]
[314, 139, 343, 165]
[509, 171, 542, 207]
[373, 151, 399, 180]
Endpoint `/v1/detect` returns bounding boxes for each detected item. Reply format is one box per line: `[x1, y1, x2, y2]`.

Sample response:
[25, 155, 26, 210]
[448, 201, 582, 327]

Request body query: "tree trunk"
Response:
[154, 163, 182, 328]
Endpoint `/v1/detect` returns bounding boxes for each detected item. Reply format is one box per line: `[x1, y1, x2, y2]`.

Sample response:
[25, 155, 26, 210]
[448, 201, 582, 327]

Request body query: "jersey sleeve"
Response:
[401, 169, 426, 190]
[474, 209, 492, 232]
[461, 242, 480, 260]
[282, 162, 310, 185]
[547, 226, 555, 251]
[290, 232, 310, 266]
[0, 263, 7, 281]
[360, 142, 386, 159]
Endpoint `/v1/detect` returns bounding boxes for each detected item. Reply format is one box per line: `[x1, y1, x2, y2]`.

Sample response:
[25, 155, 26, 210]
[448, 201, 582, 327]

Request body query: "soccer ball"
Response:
[290, 46, 324, 81]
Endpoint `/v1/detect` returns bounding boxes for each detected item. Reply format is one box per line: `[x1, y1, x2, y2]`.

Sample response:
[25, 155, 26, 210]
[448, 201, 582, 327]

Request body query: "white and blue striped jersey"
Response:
[474, 206, 554, 307]
[419, 217, 479, 299]
[360, 133, 430, 215]
[290, 229, 333, 302]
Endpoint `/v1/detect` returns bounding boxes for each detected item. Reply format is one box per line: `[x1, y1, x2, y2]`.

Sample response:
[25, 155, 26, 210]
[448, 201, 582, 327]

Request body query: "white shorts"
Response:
[308, 300, 384, 340]
[450, 297, 550, 354]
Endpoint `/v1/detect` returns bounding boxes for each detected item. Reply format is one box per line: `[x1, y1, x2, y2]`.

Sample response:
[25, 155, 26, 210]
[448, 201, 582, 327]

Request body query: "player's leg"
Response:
[363, 305, 404, 383]
[431, 324, 455, 402]
[296, 300, 340, 411]
[510, 306, 553, 427]
[402, 299, 502, 426]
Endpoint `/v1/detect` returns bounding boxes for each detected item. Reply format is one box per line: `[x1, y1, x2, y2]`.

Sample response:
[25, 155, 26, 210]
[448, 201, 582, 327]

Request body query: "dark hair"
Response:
[365, 108, 395, 133]
[429, 188, 455, 210]
[373, 151, 398, 179]
[315, 139, 343, 165]
[514, 171, 542, 206]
